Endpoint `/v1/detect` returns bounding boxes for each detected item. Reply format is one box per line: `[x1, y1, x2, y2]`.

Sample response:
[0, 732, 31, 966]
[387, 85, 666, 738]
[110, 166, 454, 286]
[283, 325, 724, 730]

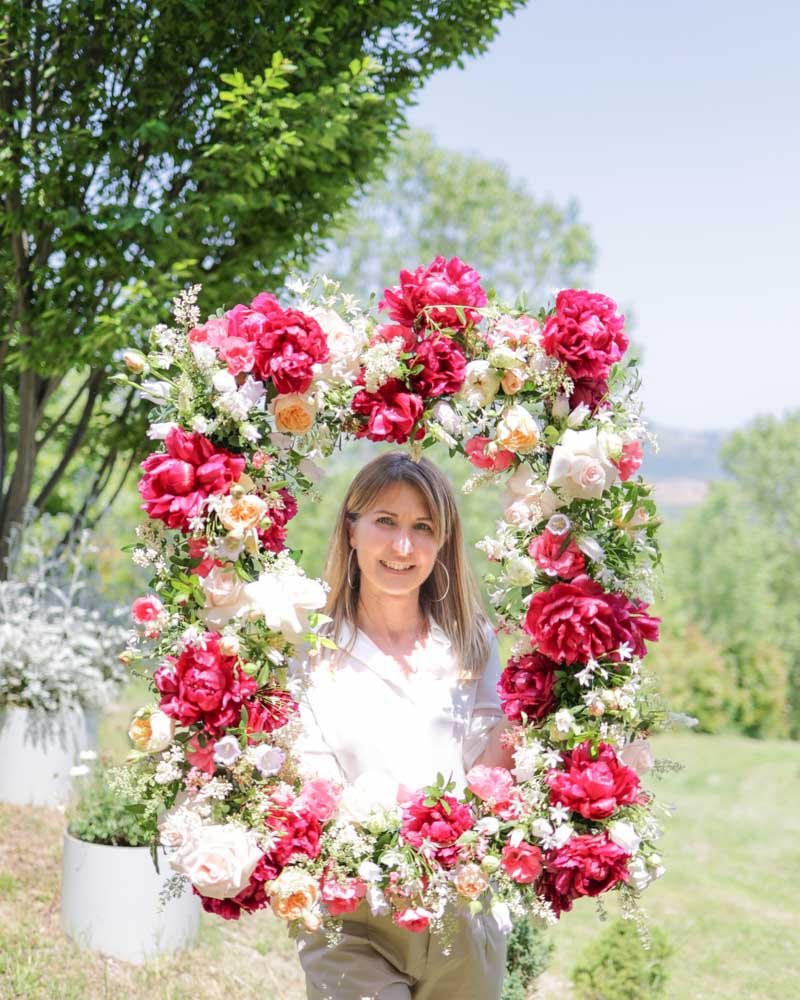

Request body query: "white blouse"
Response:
[288, 620, 505, 798]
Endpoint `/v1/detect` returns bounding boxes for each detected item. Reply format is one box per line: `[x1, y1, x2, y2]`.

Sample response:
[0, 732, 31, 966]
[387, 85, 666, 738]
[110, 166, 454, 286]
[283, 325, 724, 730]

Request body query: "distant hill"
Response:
[642, 423, 728, 515]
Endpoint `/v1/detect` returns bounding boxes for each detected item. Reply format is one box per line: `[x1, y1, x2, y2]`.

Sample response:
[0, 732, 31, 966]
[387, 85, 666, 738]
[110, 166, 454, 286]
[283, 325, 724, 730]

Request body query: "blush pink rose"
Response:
[138, 427, 245, 532]
[613, 441, 644, 481]
[497, 652, 559, 723]
[392, 907, 433, 933]
[466, 765, 515, 805]
[501, 841, 544, 883]
[465, 435, 515, 472]
[197, 852, 282, 920]
[483, 313, 541, 348]
[320, 869, 367, 916]
[189, 316, 230, 348]
[542, 290, 628, 382]
[546, 740, 647, 820]
[528, 529, 586, 580]
[295, 779, 342, 823]
[380, 256, 487, 331]
[541, 833, 630, 916]
[351, 377, 425, 444]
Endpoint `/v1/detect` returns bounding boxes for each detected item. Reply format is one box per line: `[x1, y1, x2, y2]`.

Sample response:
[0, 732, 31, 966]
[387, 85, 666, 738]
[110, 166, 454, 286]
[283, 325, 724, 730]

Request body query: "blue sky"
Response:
[407, 0, 799, 430]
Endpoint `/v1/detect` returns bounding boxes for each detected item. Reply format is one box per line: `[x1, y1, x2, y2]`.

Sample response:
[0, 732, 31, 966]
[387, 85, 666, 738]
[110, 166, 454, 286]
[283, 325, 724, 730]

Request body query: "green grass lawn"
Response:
[2, 682, 798, 999]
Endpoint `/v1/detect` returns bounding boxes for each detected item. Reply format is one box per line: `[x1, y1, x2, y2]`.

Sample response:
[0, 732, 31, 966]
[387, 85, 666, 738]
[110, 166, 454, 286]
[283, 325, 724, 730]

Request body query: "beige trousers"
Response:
[295, 901, 507, 1000]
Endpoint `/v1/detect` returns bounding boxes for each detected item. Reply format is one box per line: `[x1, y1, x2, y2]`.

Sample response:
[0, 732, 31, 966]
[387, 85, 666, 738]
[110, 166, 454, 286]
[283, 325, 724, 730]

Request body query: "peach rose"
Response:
[128, 708, 175, 752]
[495, 404, 541, 454]
[619, 738, 654, 775]
[501, 369, 525, 395]
[454, 863, 490, 900]
[269, 869, 321, 930]
[218, 494, 268, 539]
[272, 393, 316, 435]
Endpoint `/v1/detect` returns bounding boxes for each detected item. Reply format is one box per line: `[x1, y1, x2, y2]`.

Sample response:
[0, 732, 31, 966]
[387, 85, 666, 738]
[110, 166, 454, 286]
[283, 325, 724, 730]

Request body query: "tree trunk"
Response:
[0, 369, 40, 578]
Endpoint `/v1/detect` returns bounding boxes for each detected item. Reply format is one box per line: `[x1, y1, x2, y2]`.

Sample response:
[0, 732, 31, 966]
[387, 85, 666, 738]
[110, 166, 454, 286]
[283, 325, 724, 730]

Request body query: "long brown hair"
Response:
[323, 451, 490, 680]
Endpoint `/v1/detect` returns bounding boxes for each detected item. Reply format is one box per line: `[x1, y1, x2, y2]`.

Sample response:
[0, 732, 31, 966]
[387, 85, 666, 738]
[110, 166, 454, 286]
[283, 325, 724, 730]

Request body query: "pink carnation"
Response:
[320, 869, 367, 916]
[546, 740, 647, 820]
[380, 256, 487, 331]
[528, 529, 586, 580]
[541, 833, 630, 916]
[497, 652, 559, 723]
[613, 441, 644, 481]
[154, 633, 257, 736]
[252, 308, 329, 394]
[542, 290, 628, 382]
[296, 779, 342, 823]
[465, 436, 515, 472]
[266, 808, 323, 865]
[138, 427, 245, 532]
[351, 377, 424, 444]
[524, 574, 660, 665]
[410, 335, 467, 398]
[400, 793, 473, 869]
[218, 336, 255, 376]
[501, 841, 544, 884]
[392, 907, 433, 933]
[131, 594, 164, 625]
[466, 765, 514, 805]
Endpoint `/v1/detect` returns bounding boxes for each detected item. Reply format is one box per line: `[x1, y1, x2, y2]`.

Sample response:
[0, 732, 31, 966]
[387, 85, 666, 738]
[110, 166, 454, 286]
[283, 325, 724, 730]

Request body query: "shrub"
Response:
[66, 760, 161, 847]
[571, 918, 672, 1000]
[502, 918, 554, 1000]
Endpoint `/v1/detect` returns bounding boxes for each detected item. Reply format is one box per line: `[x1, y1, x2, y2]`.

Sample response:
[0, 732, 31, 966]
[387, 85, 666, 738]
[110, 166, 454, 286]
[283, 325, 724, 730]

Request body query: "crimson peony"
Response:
[497, 653, 559, 723]
[542, 290, 627, 382]
[252, 308, 329, 394]
[351, 377, 424, 444]
[380, 255, 487, 331]
[541, 833, 631, 915]
[546, 740, 647, 819]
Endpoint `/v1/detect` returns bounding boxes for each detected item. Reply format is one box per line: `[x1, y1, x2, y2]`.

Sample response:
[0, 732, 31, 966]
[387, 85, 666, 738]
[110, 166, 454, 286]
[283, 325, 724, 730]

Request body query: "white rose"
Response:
[244, 568, 327, 642]
[530, 818, 554, 840]
[619, 739, 654, 775]
[608, 821, 641, 855]
[474, 816, 500, 836]
[357, 861, 383, 883]
[305, 306, 366, 383]
[190, 341, 217, 369]
[139, 379, 172, 405]
[458, 360, 501, 408]
[171, 823, 262, 899]
[339, 771, 399, 825]
[546, 427, 619, 500]
[158, 798, 205, 851]
[432, 400, 463, 436]
[566, 402, 591, 428]
[627, 856, 652, 891]
[212, 369, 237, 394]
[504, 498, 537, 529]
[598, 429, 623, 461]
[503, 554, 537, 587]
[200, 567, 249, 628]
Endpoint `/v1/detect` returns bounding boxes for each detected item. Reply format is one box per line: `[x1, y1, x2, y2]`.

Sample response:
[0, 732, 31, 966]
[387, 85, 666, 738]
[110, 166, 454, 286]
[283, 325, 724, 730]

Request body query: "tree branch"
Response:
[35, 372, 95, 451]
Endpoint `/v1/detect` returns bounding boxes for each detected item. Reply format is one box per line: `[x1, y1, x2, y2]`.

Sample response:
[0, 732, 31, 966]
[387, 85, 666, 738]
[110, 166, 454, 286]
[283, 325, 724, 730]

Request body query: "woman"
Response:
[290, 450, 512, 1000]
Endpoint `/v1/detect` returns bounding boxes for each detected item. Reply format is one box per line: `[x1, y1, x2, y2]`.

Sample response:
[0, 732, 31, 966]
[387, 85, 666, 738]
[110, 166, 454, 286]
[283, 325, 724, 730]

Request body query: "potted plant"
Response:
[61, 757, 201, 963]
[0, 523, 129, 806]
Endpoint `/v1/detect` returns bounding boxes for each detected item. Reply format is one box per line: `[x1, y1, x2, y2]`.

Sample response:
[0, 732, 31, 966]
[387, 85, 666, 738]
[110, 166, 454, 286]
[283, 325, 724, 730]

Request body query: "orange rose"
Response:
[218, 494, 268, 538]
[269, 870, 321, 929]
[272, 394, 316, 435]
[500, 369, 525, 395]
[128, 708, 174, 752]
[453, 863, 490, 900]
[495, 404, 541, 454]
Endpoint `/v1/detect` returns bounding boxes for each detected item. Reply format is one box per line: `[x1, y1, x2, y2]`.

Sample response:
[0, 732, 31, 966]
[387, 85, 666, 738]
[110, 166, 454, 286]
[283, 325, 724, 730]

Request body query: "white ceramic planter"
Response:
[0, 706, 98, 807]
[61, 833, 201, 963]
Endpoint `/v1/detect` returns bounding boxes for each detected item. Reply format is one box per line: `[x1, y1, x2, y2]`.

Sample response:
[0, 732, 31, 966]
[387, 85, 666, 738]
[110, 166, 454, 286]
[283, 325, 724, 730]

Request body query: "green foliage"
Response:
[318, 128, 594, 304]
[66, 763, 160, 847]
[0, 0, 525, 561]
[571, 919, 672, 1000]
[502, 917, 554, 1000]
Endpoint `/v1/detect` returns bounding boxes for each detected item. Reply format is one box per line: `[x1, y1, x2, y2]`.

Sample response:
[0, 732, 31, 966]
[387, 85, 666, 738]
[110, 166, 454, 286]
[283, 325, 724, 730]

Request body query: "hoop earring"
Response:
[432, 561, 450, 602]
[347, 548, 358, 589]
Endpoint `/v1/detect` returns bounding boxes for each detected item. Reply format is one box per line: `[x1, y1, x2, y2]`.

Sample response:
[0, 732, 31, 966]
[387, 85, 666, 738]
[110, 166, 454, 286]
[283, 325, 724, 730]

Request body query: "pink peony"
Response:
[541, 833, 631, 916]
[465, 436, 515, 472]
[138, 427, 245, 532]
[497, 652, 559, 723]
[351, 377, 424, 444]
[524, 574, 659, 665]
[266, 808, 323, 865]
[252, 308, 329, 394]
[546, 740, 647, 820]
[392, 907, 432, 933]
[295, 779, 342, 823]
[542, 290, 628, 382]
[613, 441, 644, 481]
[154, 633, 257, 736]
[501, 841, 544, 883]
[400, 793, 473, 869]
[320, 868, 367, 916]
[528, 529, 586, 580]
[410, 335, 467, 398]
[380, 256, 487, 331]
[466, 765, 515, 805]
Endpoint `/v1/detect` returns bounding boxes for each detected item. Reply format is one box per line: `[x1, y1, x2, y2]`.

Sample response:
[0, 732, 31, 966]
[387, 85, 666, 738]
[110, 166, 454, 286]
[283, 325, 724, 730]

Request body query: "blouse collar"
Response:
[333, 618, 453, 681]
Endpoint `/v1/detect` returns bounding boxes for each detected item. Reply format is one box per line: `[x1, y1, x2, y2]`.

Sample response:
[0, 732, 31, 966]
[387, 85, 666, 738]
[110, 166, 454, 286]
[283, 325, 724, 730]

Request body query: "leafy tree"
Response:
[315, 128, 595, 304]
[0, 0, 526, 573]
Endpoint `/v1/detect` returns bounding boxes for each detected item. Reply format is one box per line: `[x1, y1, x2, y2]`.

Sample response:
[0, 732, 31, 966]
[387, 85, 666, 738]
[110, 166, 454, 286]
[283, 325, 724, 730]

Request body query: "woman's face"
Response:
[349, 481, 441, 600]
